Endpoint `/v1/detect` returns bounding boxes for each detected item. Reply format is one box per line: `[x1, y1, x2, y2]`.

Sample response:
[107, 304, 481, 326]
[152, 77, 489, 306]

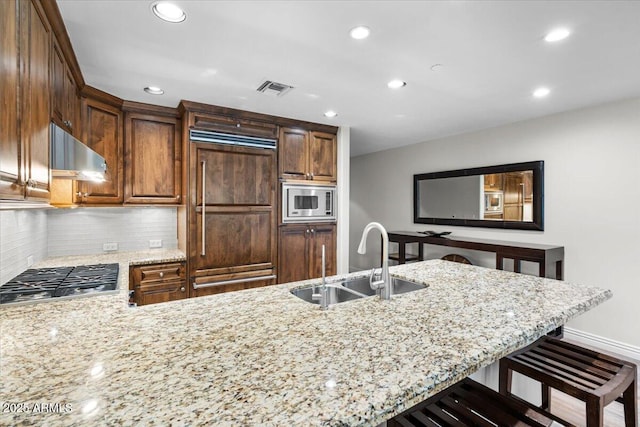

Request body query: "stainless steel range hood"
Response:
[50, 123, 107, 181]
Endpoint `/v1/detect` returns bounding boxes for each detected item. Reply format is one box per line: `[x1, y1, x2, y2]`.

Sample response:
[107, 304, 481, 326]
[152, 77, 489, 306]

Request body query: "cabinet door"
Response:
[503, 173, 523, 221]
[308, 131, 337, 182]
[308, 224, 336, 279]
[78, 97, 123, 204]
[190, 143, 277, 295]
[278, 225, 310, 284]
[21, 0, 51, 201]
[64, 66, 78, 136]
[278, 127, 308, 180]
[0, 0, 23, 200]
[51, 40, 66, 128]
[124, 113, 181, 204]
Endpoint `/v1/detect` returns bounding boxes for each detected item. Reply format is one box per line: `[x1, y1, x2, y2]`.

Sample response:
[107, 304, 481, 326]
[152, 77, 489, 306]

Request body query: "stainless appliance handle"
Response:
[201, 160, 206, 256]
[192, 274, 276, 289]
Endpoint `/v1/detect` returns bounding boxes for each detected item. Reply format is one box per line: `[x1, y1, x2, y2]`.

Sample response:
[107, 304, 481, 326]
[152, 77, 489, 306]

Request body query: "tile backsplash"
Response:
[47, 207, 178, 256]
[0, 210, 48, 285]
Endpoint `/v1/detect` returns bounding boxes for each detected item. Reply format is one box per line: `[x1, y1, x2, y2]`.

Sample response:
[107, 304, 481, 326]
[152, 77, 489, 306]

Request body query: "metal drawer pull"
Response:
[192, 274, 276, 289]
[201, 160, 206, 256]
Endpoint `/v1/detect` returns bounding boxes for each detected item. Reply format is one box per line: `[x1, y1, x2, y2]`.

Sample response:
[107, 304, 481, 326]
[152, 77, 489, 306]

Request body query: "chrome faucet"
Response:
[357, 222, 391, 300]
[312, 245, 330, 310]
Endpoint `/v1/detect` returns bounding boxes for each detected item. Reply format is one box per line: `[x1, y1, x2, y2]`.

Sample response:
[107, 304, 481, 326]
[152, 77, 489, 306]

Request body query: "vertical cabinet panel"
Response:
[278, 223, 336, 284]
[308, 131, 337, 182]
[51, 39, 78, 136]
[308, 224, 336, 279]
[278, 127, 308, 180]
[190, 142, 277, 297]
[21, 0, 51, 201]
[0, 0, 23, 200]
[124, 112, 181, 204]
[78, 98, 123, 204]
[277, 225, 310, 284]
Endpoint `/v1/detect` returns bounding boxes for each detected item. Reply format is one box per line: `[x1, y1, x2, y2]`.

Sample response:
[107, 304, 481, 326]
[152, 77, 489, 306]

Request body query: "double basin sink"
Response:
[291, 275, 426, 306]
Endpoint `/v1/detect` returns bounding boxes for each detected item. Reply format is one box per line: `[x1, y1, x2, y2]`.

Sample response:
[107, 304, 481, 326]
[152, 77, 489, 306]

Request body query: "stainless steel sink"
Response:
[290, 276, 426, 305]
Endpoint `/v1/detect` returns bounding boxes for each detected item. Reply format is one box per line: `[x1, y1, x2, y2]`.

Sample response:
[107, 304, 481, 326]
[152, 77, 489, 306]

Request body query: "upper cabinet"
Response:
[123, 103, 182, 204]
[279, 127, 336, 182]
[0, 0, 23, 200]
[51, 38, 79, 136]
[20, 0, 52, 201]
[76, 91, 124, 204]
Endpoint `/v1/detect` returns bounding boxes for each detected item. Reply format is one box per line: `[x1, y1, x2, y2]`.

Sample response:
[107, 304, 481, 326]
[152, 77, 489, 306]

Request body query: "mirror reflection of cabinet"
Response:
[414, 161, 544, 231]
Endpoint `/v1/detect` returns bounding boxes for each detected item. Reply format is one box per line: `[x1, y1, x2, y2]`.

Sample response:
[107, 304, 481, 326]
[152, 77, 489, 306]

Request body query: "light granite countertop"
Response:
[0, 259, 611, 426]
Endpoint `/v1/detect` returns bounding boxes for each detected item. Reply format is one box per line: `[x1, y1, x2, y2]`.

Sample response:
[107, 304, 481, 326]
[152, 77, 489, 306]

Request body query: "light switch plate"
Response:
[149, 239, 162, 248]
[103, 242, 118, 252]
[27, 255, 34, 267]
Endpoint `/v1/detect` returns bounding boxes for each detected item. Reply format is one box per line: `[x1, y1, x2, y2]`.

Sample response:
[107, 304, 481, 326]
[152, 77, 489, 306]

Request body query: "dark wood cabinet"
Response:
[51, 39, 78, 136]
[20, 0, 51, 201]
[123, 104, 182, 204]
[129, 262, 187, 306]
[0, 0, 23, 200]
[76, 94, 124, 204]
[279, 128, 337, 182]
[278, 223, 336, 284]
[189, 142, 277, 297]
[309, 131, 337, 182]
[483, 173, 503, 191]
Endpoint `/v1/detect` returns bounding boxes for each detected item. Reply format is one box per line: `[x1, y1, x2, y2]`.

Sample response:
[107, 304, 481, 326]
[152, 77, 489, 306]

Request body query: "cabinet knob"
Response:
[311, 228, 315, 233]
[306, 229, 310, 234]
[159, 272, 164, 278]
[310, 173, 314, 179]
[180, 287, 186, 292]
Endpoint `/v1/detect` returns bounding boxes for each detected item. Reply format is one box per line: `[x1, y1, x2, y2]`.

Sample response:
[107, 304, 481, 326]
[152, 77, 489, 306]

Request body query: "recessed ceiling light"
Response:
[324, 110, 338, 118]
[144, 86, 164, 95]
[152, 2, 186, 23]
[350, 26, 370, 40]
[387, 79, 407, 89]
[533, 87, 551, 98]
[544, 28, 570, 42]
[430, 64, 444, 72]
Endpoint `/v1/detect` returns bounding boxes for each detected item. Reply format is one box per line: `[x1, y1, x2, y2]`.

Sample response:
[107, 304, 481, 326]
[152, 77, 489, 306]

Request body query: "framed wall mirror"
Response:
[413, 161, 544, 231]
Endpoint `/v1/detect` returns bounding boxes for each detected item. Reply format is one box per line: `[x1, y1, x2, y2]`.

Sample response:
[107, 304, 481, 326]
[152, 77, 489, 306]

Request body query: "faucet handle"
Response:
[369, 268, 384, 290]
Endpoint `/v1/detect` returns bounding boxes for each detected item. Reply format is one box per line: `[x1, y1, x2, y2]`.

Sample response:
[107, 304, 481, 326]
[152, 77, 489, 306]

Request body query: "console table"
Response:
[387, 231, 564, 280]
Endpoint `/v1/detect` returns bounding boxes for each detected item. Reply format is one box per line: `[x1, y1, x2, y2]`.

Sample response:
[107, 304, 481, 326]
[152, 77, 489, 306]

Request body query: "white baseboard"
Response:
[564, 327, 640, 362]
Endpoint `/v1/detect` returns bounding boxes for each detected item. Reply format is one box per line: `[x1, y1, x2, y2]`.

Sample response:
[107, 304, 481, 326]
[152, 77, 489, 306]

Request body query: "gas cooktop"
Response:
[0, 263, 119, 305]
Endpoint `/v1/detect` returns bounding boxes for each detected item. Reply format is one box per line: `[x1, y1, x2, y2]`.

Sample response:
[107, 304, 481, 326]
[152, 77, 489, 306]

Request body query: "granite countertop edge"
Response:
[0, 259, 612, 427]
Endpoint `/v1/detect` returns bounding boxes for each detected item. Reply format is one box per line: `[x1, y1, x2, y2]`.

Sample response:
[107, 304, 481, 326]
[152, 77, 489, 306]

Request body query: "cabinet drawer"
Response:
[136, 262, 185, 283]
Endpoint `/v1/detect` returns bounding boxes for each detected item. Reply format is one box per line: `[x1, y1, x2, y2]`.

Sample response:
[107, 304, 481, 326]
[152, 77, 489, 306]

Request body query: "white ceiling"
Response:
[57, 1, 640, 157]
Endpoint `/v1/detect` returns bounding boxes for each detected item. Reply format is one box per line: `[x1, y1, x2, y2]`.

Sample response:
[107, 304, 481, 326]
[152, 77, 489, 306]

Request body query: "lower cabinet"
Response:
[129, 262, 187, 306]
[278, 223, 336, 284]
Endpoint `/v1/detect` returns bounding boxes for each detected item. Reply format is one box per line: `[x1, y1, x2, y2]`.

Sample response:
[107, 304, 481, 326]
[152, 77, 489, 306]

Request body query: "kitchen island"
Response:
[0, 258, 610, 426]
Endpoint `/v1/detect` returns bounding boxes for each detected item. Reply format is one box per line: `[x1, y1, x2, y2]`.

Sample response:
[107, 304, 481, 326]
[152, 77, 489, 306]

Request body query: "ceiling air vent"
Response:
[256, 80, 294, 97]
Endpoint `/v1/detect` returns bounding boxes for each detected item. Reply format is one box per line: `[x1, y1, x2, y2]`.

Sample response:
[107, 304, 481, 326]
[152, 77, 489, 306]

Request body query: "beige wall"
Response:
[350, 97, 640, 347]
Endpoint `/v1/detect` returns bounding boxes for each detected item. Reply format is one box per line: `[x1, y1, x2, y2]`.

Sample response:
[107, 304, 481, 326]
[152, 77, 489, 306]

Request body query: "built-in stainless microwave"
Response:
[282, 184, 336, 223]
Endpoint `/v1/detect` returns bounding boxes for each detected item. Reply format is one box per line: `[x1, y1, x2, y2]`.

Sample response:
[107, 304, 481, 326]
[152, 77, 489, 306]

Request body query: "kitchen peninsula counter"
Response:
[0, 260, 610, 426]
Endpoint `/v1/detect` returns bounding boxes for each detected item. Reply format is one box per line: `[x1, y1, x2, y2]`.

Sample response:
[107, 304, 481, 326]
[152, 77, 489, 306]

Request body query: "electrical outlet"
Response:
[103, 242, 118, 252]
[27, 255, 34, 267]
[149, 239, 162, 248]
